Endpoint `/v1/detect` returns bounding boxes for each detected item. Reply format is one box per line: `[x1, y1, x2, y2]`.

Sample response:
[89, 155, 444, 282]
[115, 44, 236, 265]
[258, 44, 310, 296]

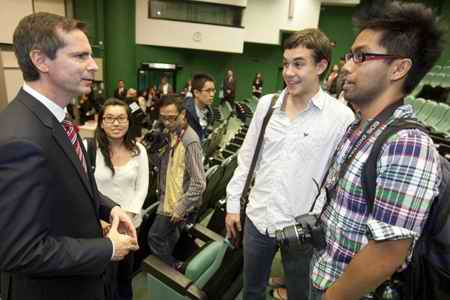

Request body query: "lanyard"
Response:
[170, 127, 186, 157]
[310, 100, 403, 214]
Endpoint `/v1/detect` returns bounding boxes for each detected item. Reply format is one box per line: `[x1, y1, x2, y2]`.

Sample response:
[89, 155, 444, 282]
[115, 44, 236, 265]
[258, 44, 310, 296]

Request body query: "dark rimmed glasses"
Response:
[103, 115, 128, 124]
[344, 52, 405, 64]
[159, 113, 180, 122]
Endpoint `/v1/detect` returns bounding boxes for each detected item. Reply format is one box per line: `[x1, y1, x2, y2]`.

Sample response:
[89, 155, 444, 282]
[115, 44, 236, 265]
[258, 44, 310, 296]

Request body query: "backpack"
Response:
[362, 118, 450, 300]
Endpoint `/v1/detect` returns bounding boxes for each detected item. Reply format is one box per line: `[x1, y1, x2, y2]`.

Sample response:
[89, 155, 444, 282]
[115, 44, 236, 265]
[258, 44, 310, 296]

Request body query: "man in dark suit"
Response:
[114, 79, 127, 100]
[0, 12, 139, 300]
[185, 73, 216, 141]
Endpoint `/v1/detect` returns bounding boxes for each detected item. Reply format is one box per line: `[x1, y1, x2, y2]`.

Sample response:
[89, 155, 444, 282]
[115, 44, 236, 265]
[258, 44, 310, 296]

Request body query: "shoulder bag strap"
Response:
[240, 95, 278, 221]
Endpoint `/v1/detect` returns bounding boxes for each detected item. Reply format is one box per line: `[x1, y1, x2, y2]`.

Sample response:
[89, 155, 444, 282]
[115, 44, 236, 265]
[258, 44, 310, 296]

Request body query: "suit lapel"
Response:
[18, 89, 96, 201]
[52, 123, 95, 200]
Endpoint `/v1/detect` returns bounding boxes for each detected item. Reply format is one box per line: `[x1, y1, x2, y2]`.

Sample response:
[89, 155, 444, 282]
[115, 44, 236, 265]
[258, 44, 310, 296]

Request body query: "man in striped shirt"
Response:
[310, 1, 446, 300]
[147, 95, 206, 268]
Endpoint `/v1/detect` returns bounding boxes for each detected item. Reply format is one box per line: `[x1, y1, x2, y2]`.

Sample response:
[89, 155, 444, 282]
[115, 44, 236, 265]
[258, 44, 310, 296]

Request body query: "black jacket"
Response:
[184, 97, 215, 141]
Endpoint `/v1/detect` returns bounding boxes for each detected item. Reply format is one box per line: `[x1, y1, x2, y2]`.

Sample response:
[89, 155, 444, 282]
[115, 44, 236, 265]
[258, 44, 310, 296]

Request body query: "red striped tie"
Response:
[62, 118, 87, 173]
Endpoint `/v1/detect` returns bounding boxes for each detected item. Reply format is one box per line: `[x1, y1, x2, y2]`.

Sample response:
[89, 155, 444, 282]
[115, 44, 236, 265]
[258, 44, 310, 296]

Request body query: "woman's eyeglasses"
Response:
[103, 115, 128, 124]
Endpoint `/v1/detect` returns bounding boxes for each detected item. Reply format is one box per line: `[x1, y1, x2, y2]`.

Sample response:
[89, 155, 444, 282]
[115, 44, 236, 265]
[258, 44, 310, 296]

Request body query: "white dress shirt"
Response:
[23, 83, 66, 122]
[226, 88, 354, 236]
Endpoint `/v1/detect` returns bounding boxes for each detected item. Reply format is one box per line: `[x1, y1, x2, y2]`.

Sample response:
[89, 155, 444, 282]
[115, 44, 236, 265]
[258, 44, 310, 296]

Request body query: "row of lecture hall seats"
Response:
[405, 96, 450, 138]
[411, 65, 450, 104]
[137, 99, 258, 299]
[405, 95, 450, 159]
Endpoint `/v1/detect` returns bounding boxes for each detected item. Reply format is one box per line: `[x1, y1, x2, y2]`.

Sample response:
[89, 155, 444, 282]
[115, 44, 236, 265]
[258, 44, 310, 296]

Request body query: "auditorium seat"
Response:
[198, 164, 224, 221]
[142, 224, 231, 300]
[416, 99, 435, 123]
[426, 103, 450, 132]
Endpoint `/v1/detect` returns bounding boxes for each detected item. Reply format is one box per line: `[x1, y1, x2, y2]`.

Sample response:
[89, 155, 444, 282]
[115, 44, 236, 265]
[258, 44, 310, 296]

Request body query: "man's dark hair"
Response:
[191, 73, 214, 94]
[159, 94, 185, 113]
[13, 12, 87, 82]
[353, 0, 447, 94]
[283, 28, 332, 78]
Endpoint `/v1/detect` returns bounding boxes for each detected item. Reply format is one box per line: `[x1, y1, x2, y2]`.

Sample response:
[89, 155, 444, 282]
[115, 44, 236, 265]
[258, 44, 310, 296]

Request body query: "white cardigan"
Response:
[92, 142, 149, 228]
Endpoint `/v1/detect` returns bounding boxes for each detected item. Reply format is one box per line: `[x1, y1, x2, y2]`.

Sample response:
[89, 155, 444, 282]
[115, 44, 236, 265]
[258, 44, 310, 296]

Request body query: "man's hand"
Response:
[110, 206, 137, 240]
[225, 213, 241, 240]
[170, 211, 184, 223]
[100, 220, 111, 237]
[107, 213, 139, 261]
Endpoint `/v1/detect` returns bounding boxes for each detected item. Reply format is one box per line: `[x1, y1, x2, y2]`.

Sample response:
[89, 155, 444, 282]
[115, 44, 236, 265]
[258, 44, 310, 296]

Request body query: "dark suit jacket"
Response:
[0, 89, 116, 300]
[223, 77, 236, 100]
[185, 97, 214, 141]
[113, 87, 127, 100]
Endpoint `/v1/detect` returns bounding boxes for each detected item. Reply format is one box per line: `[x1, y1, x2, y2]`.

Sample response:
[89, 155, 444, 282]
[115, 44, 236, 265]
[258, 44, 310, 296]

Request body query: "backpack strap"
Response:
[86, 137, 97, 172]
[362, 119, 428, 213]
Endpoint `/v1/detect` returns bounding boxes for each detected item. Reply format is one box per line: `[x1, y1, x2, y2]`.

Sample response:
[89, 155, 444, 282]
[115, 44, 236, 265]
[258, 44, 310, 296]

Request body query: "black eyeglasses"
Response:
[200, 88, 216, 94]
[159, 113, 180, 122]
[103, 115, 128, 124]
[345, 52, 404, 64]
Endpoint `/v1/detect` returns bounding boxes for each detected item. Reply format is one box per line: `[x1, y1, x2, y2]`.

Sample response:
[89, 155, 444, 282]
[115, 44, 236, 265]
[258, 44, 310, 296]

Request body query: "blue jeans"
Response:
[309, 286, 324, 300]
[243, 218, 313, 300]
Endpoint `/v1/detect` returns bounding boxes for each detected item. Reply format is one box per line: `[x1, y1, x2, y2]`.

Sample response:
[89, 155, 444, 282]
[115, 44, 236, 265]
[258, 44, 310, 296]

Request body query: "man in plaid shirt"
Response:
[310, 1, 447, 300]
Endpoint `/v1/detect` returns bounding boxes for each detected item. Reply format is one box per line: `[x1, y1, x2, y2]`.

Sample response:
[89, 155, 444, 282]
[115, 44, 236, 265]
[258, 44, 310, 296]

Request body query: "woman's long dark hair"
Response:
[95, 98, 140, 175]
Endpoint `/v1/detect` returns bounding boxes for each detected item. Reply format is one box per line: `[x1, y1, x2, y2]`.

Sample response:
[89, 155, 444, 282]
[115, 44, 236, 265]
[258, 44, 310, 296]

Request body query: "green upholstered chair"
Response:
[416, 99, 436, 124]
[427, 103, 450, 132]
[198, 164, 224, 220]
[143, 225, 230, 300]
[433, 109, 450, 138]
[413, 97, 427, 114]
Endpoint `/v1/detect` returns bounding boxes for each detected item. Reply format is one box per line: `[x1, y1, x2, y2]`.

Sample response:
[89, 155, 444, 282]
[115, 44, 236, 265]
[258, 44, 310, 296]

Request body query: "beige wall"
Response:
[0, 0, 66, 44]
[243, 0, 321, 45]
[135, 0, 245, 53]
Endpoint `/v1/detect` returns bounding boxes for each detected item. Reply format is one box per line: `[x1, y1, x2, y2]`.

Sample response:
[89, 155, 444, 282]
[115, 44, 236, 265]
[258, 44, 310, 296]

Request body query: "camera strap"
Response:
[239, 94, 279, 222]
[310, 100, 403, 215]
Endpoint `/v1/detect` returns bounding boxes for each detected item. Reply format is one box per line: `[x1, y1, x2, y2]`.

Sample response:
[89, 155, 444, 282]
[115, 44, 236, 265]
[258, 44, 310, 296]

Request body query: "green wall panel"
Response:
[319, 6, 358, 67]
[437, 0, 449, 65]
[103, 0, 136, 97]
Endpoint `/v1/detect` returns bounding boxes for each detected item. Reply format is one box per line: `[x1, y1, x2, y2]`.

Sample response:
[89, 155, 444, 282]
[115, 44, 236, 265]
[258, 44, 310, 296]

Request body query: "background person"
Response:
[185, 73, 216, 141]
[222, 69, 236, 107]
[147, 95, 206, 269]
[252, 73, 263, 99]
[89, 98, 149, 300]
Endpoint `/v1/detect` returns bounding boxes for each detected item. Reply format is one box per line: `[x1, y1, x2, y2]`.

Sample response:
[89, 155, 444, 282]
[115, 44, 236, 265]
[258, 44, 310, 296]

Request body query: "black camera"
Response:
[275, 214, 326, 251]
[142, 121, 169, 153]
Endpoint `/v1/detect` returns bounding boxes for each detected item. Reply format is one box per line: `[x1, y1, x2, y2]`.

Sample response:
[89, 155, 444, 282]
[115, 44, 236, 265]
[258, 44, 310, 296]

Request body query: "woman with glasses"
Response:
[87, 98, 149, 300]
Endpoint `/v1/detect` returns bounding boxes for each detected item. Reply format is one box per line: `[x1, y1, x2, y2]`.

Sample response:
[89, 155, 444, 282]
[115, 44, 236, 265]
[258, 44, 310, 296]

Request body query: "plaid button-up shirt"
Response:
[311, 104, 441, 291]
